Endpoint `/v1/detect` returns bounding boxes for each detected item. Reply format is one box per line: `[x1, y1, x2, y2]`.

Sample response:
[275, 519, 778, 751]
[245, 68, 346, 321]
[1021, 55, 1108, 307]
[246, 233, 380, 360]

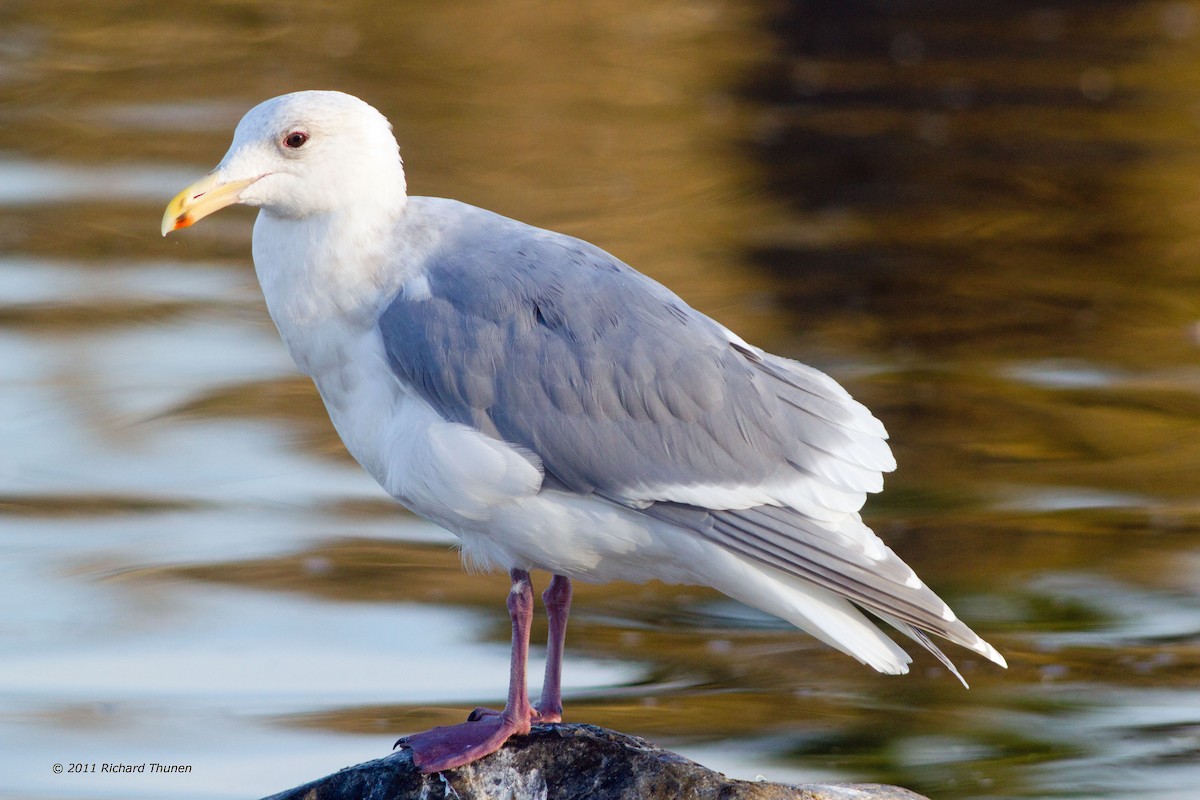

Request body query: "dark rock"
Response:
[261, 723, 928, 800]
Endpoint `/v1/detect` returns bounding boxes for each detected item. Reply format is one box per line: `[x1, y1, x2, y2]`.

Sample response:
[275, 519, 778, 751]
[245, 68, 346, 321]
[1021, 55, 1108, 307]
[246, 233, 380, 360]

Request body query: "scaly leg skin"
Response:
[397, 569, 538, 773]
[534, 574, 572, 722]
[463, 574, 573, 725]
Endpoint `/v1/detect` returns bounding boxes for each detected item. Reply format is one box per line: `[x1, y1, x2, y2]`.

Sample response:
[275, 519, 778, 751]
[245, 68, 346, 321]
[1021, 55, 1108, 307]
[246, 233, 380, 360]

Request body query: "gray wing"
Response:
[380, 202, 1002, 672]
[379, 204, 892, 520]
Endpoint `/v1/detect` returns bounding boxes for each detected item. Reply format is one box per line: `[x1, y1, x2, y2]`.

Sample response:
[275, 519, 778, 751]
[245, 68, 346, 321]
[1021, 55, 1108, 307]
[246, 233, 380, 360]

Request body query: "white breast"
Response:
[305, 322, 544, 525]
[249, 209, 522, 520]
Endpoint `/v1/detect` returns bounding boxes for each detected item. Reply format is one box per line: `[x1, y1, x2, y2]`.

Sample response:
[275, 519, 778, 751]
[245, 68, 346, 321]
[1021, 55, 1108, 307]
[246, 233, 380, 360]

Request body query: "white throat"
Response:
[251, 198, 410, 376]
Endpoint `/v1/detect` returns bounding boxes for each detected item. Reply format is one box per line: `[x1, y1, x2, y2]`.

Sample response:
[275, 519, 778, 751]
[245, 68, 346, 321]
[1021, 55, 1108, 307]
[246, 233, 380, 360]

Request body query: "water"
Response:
[2, 2, 1199, 798]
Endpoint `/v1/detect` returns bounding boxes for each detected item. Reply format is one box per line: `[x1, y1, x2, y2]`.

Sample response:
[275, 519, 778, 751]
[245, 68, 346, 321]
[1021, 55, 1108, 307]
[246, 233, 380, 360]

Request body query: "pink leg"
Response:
[535, 575, 572, 722]
[397, 569, 537, 773]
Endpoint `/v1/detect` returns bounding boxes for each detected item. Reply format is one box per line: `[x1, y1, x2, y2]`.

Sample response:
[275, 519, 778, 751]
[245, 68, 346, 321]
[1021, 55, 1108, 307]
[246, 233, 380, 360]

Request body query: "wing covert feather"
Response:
[379, 206, 891, 519]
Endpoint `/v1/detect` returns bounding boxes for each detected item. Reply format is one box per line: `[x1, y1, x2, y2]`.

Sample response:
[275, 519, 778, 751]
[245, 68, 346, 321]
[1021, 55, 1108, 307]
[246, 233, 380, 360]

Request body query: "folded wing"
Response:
[379, 201, 1004, 679]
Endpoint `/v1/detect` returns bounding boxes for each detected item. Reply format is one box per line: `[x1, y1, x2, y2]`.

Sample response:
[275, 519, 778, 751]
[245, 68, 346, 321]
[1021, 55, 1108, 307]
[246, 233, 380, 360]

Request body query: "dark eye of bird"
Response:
[284, 131, 309, 149]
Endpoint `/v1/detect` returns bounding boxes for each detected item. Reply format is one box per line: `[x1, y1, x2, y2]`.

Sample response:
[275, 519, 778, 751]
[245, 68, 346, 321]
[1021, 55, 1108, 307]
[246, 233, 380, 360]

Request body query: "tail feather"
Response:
[707, 551, 916, 675]
[880, 614, 968, 687]
[640, 500, 1007, 681]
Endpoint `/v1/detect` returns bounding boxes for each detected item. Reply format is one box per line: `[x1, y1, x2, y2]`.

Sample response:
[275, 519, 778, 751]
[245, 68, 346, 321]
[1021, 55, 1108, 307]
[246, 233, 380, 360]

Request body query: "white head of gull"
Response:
[164, 90, 1006, 773]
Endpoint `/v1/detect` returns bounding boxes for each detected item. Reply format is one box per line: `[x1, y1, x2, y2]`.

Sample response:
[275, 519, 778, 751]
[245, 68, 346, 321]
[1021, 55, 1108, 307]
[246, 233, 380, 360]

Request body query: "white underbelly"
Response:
[455, 490, 716, 583]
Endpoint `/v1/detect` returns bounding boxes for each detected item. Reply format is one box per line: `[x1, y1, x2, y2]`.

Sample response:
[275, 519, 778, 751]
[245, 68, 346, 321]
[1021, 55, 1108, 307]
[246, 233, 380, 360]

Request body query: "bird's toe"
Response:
[466, 706, 502, 722]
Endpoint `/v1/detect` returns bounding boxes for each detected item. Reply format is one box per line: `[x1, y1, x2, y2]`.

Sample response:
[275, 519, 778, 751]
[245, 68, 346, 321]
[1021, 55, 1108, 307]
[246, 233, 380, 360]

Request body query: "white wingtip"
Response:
[975, 638, 1008, 669]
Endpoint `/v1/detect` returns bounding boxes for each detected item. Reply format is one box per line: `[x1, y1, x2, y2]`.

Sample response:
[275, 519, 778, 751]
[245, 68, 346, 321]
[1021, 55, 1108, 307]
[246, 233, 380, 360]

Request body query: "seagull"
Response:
[163, 90, 1006, 773]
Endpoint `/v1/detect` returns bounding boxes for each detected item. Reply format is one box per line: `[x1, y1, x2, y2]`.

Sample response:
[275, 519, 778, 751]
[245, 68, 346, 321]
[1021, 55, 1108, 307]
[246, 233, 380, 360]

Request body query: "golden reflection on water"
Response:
[3, 1, 1200, 799]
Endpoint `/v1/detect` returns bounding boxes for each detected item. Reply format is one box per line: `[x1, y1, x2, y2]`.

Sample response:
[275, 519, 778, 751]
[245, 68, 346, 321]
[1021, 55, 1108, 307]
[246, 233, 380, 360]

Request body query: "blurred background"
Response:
[2, 1, 1200, 798]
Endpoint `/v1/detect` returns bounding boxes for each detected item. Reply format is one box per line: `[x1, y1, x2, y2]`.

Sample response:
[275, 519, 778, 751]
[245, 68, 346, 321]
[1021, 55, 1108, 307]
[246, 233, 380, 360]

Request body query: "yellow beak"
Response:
[161, 172, 260, 236]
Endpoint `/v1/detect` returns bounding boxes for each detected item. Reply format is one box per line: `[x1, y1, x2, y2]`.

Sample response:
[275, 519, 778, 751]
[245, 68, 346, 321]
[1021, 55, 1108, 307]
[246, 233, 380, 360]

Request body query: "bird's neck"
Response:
[251, 200, 412, 375]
